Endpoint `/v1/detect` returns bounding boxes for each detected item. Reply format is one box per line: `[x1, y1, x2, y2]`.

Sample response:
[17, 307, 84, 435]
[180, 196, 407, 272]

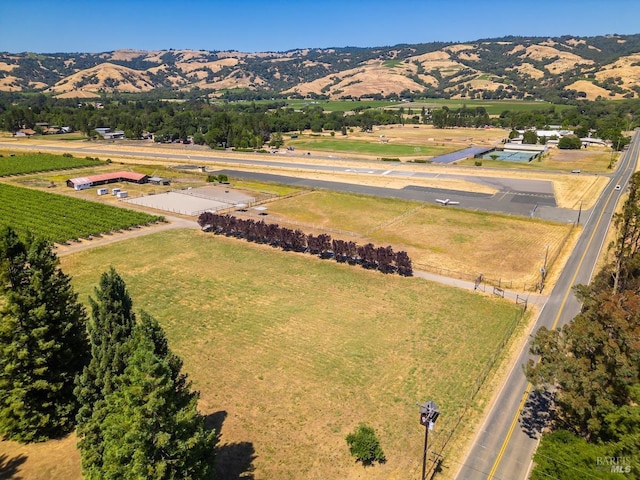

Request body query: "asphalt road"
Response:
[455, 130, 640, 480]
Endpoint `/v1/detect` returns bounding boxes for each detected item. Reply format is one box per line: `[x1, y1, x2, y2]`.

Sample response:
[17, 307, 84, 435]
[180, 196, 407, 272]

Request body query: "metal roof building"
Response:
[66, 171, 148, 190]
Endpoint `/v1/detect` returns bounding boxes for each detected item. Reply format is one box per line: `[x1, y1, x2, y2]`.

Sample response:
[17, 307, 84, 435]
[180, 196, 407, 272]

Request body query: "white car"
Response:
[615, 185, 622, 191]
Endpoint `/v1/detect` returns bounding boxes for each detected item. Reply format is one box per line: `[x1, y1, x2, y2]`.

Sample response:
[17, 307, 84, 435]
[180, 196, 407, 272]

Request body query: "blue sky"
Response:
[1, 0, 639, 54]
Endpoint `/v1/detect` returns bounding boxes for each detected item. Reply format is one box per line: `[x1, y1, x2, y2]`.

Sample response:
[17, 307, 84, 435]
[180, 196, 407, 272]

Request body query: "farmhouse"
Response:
[66, 171, 148, 190]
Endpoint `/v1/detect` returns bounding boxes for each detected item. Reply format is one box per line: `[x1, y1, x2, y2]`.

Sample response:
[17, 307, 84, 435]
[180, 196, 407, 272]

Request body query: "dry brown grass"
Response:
[349, 124, 507, 146]
[0, 433, 82, 480]
[24, 229, 522, 480]
[261, 190, 573, 289]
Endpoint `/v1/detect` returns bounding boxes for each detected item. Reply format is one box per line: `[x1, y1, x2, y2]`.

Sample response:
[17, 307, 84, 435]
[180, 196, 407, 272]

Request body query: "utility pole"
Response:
[417, 400, 440, 480]
[577, 201, 582, 225]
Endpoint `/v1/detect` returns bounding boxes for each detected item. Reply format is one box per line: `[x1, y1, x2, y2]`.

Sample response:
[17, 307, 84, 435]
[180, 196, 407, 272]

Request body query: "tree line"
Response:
[0, 228, 215, 478]
[1, 93, 638, 150]
[197, 212, 413, 276]
[526, 171, 640, 478]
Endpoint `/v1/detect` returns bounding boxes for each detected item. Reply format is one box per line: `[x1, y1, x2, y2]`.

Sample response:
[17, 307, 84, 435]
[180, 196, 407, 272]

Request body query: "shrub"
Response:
[380, 157, 401, 162]
[62, 153, 73, 158]
[474, 160, 483, 166]
[558, 135, 583, 149]
[345, 423, 386, 466]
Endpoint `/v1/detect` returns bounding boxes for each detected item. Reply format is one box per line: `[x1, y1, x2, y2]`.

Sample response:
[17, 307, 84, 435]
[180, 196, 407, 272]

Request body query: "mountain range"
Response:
[2, 34, 640, 102]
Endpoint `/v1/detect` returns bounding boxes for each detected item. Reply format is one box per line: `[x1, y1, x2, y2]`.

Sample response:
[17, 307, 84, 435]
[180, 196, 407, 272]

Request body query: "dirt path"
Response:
[54, 215, 199, 257]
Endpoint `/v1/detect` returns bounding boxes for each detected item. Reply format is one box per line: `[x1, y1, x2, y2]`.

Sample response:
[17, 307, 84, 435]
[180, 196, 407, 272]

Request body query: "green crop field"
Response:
[53, 228, 525, 480]
[287, 137, 456, 156]
[0, 152, 102, 176]
[0, 183, 163, 243]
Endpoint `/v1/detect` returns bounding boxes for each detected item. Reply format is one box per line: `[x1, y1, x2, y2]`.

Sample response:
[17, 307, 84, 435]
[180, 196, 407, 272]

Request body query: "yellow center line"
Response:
[486, 181, 619, 479]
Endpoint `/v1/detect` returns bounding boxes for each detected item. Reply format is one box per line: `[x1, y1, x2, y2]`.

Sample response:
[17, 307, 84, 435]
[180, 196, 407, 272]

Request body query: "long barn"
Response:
[66, 171, 148, 190]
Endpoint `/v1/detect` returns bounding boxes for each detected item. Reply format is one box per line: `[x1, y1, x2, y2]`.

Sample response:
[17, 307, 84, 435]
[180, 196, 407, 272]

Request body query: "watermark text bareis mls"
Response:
[596, 456, 635, 474]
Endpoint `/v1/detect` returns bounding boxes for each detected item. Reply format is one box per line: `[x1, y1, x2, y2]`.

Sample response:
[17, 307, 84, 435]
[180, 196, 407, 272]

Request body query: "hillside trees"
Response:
[0, 227, 90, 442]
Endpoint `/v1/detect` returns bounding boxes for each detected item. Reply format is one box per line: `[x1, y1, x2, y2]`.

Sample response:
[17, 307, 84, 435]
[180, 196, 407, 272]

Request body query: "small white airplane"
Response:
[435, 198, 460, 206]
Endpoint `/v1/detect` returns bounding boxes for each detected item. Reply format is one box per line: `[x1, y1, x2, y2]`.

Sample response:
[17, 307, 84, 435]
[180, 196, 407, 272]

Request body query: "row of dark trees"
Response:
[197, 212, 413, 276]
[0, 228, 215, 478]
[525, 171, 640, 478]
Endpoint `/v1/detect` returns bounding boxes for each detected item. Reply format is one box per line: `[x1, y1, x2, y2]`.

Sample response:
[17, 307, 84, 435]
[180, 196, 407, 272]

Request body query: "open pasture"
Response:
[49, 228, 524, 480]
[279, 99, 570, 115]
[393, 98, 573, 116]
[261, 190, 574, 288]
[288, 125, 508, 157]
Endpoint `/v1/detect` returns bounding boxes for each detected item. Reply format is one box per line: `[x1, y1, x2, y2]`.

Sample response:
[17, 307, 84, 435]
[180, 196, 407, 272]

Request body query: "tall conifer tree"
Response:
[75, 267, 136, 472]
[0, 227, 89, 442]
[96, 312, 216, 479]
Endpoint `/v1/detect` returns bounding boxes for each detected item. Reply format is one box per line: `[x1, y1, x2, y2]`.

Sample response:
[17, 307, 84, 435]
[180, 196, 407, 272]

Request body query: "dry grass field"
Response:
[1, 229, 526, 480]
[0, 230, 525, 480]
[257, 190, 574, 289]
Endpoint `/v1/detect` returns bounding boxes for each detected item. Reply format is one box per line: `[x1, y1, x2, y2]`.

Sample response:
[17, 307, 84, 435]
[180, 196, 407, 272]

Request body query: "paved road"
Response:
[0, 141, 578, 221]
[455, 130, 640, 480]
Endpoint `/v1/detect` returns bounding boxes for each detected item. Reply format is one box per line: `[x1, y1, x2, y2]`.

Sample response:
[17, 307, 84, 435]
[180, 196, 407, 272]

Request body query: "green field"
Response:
[283, 99, 395, 111]
[58, 228, 525, 480]
[0, 152, 102, 176]
[287, 136, 456, 156]
[0, 183, 163, 243]
[279, 98, 572, 115]
[391, 99, 573, 116]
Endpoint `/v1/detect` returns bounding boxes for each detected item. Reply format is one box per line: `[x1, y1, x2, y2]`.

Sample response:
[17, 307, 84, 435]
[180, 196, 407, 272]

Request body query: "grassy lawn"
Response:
[35, 228, 524, 480]
[262, 191, 574, 288]
[287, 136, 456, 157]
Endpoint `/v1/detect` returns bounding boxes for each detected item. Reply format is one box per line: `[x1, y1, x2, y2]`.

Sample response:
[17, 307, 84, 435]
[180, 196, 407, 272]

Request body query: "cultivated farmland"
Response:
[0, 152, 102, 176]
[0, 183, 164, 243]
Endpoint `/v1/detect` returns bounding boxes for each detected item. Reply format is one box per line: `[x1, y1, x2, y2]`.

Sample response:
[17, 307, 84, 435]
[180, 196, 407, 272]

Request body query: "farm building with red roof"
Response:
[66, 171, 148, 190]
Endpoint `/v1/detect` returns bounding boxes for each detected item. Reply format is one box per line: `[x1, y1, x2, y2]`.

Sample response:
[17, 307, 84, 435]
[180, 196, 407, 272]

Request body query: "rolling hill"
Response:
[2, 34, 640, 101]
